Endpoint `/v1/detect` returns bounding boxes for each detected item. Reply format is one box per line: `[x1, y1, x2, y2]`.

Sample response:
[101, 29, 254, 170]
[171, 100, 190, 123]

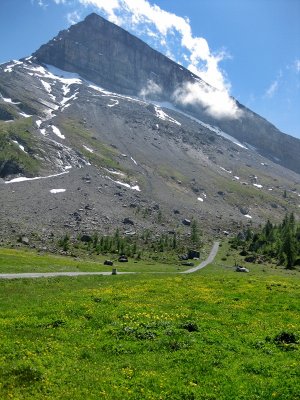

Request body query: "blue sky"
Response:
[1, 0, 299, 138]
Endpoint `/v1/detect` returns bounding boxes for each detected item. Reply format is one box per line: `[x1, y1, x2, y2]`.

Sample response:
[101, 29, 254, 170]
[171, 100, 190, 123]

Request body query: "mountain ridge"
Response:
[31, 13, 300, 174]
[0, 14, 299, 247]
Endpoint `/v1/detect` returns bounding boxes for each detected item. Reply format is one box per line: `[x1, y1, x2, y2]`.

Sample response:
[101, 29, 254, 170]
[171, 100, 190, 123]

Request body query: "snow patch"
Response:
[154, 101, 247, 149]
[45, 65, 82, 84]
[83, 145, 94, 153]
[154, 105, 181, 126]
[61, 103, 71, 111]
[19, 112, 32, 118]
[244, 215, 252, 219]
[36, 120, 42, 128]
[104, 168, 125, 176]
[0, 94, 20, 105]
[88, 83, 146, 105]
[4, 60, 23, 73]
[234, 176, 240, 180]
[106, 176, 141, 191]
[40, 79, 52, 94]
[130, 157, 137, 165]
[12, 140, 26, 153]
[40, 79, 56, 101]
[197, 197, 204, 202]
[220, 166, 232, 174]
[51, 125, 65, 139]
[107, 99, 119, 107]
[62, 84, 70, 96]
[50, 189, 66, 194]
[60, 93, 78, 107]
[5, 171, 69, 184]
[253, 184, 263, 189]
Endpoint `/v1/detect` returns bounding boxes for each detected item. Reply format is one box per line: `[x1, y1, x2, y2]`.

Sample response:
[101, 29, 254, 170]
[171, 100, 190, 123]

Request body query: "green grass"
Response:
[157, 164, 188, 184]
[0, 247, 189, 274]
[0, 245, 299, 399]
[0, 118, 42, 176]
[60, 119, 126, 171]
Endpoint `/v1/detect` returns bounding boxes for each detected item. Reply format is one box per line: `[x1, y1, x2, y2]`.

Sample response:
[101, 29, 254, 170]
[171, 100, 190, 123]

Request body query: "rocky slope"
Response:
[0, 15, 299, 248]
[32, 13, 300, 175]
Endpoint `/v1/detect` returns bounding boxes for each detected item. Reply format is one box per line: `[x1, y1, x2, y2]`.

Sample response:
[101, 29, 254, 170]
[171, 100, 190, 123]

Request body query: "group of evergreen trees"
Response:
[234, 213, 300, 269]
[58, 221, 202, 261]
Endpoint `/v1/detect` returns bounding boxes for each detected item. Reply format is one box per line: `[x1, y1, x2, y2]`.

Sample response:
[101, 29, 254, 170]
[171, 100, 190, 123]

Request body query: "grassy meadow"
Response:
[0, 243, 299, 399]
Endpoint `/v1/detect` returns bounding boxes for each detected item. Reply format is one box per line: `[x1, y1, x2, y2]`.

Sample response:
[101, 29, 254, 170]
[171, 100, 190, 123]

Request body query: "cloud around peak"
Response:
[75, 0, 241, 119]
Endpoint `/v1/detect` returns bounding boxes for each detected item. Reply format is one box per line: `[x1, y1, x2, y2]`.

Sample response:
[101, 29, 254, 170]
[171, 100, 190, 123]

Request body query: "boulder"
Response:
[123, 218, 134, 225]
[118, 255, 128, 262]
[81, 234, 92, 242]
[181, 262, 194, 267]
[188, 250, 200, 259]
[235, 266, 249, 273]
[21, 236, 29, 245]
[244, 255, 256, 263]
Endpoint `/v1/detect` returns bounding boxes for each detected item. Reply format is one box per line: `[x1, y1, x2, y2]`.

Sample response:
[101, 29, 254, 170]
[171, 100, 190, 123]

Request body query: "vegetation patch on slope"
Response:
[0, 119, 41, 177]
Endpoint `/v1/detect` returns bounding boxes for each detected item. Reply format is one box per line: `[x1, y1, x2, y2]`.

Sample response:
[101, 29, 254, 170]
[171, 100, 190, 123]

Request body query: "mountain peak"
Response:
[31, 13, 300, 174]
[33, 12, 197, 99]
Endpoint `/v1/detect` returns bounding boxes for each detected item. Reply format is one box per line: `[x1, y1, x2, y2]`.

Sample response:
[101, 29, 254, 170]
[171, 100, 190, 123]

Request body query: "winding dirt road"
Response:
[0, 242, 219, 279]
[181, 242, 219, 274]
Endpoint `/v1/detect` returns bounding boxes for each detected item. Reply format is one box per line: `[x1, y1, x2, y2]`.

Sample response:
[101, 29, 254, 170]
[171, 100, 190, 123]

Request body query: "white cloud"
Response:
[78, 0, 229, 88]
[33, 0, 48, 8]
[140, 79, 162, 99]
[295, 59, 300, 73]
[173, 81, 241, 119]
[265, 80, 279, 98]
[55, 0, 240, 118]
[67, 10, 81, 24]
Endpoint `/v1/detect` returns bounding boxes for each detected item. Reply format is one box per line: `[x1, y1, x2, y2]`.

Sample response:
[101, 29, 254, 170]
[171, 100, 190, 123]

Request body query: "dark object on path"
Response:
[118, 255, 128, 262]
[235, 265, 249, 273]
[104, 260, 113, 266]
[112, 268, 117, 275]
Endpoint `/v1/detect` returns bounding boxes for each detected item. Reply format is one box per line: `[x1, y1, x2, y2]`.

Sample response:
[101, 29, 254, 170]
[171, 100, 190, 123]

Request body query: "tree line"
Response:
[232, 213, 300, 269]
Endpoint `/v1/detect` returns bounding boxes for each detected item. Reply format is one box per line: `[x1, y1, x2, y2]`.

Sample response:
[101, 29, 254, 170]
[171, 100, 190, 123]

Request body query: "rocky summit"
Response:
[0, 13, 299, 248]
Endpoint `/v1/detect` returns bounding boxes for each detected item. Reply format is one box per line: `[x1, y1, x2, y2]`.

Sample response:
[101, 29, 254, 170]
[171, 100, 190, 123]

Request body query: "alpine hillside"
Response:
[0, 13, 299, 249]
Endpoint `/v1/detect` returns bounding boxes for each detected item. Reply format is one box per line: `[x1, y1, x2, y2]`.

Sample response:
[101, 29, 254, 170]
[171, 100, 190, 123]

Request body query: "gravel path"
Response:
[0, 271, 134, 280]
[181, 242, 219, 274]
[0, 243, 219, 279]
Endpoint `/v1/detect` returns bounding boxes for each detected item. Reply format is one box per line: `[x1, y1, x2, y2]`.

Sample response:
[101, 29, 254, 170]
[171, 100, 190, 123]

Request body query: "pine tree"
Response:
[281, 228, 297, 269]
[191, 220, 201, 245]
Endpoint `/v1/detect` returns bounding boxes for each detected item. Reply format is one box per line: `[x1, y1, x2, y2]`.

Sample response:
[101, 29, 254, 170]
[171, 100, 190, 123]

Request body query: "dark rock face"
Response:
[33, 13, 197, 99]
[32, 13, 300, 174]
[0, 160, 23, 178]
